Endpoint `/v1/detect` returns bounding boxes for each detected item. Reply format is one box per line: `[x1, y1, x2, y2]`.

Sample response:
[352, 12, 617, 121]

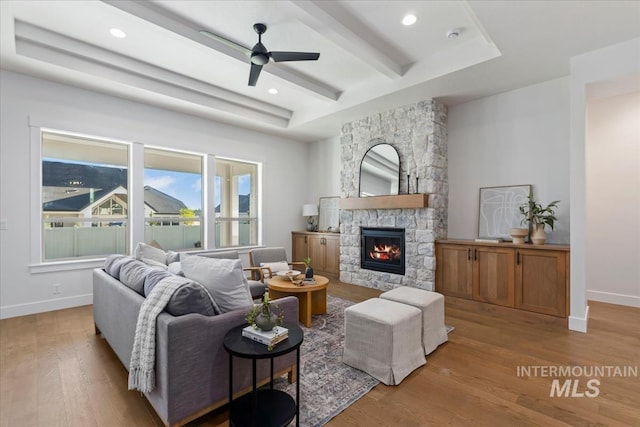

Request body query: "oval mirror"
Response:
[359, 144, 400, 197]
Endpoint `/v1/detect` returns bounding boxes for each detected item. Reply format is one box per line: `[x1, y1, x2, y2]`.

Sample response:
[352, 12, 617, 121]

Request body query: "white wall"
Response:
[569, 37, 640, 331]
[0, 70, 309, 318]
[447, 77, 571, 244]
[307, 136, 341, 202]
[586, 91, 640, 307]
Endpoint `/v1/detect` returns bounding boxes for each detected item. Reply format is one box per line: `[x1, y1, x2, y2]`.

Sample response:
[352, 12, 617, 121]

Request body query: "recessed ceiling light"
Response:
[446, 28, 461, 39]
[402, 14, 417, 26]
[110, 28, 126, 39]
[268, 88, 278, 95]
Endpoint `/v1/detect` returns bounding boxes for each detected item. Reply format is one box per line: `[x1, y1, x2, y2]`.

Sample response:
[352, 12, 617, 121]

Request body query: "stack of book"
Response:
[475, 236, 504, 243]
[242, 325, 289, 347]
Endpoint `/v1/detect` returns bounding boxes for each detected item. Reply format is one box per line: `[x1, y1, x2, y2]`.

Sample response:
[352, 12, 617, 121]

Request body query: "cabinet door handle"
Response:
[467, 248, 471, 260]
[516, 251, 520, 265]
[305, 236, 307, 244]
[474, 248, 478, 261]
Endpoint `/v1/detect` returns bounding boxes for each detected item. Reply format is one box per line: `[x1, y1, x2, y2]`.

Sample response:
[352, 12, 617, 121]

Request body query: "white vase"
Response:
[531, 224, 546, 245]
[509, 228, 528, 244]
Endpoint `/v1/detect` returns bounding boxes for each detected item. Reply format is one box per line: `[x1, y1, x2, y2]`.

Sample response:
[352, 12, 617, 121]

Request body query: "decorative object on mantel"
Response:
[519, 195, 560, 245]
[246, 293, 284, 332]
[359, 143, 400, 197]
[318, 196, 340, 232]
[509, 228, 528, 244]
[302, 203, 318, 231]
[478, 184, 532, 241]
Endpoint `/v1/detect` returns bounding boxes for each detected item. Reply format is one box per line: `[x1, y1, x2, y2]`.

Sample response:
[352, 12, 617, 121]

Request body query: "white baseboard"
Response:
[0, 294, 93, 319]
[587, 290, 640, 308]
[568, 305, 589, 333]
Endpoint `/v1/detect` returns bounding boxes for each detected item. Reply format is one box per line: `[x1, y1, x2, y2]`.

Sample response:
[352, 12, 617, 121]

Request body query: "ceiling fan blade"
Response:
[248, 63, 263, 86]
[199, 30, 252, 55]
[270, 51, 320, 62]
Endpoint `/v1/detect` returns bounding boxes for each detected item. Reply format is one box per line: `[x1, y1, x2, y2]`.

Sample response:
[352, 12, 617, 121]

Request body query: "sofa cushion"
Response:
[181, 254, 253, 314]
[119, 259, 156, 295]
[134, 242, 167, 264]
[144, 269, 216, 316]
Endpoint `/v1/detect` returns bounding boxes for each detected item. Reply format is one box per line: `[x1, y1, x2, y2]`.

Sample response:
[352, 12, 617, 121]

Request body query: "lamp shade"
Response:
[302, 204, 318, 217]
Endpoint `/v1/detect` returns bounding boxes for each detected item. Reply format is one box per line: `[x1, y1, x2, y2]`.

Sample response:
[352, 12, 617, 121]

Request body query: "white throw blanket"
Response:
[128, 275, 213, 393]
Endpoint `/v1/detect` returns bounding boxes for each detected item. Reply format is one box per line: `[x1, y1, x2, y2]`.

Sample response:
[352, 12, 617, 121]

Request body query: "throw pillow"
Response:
[144, 269, 216, 316]
[166, 250, 181, 264]
[104, 254, 133, 279]
[260, 261, 290, 273]
[119, 259, 153, 295]
[181, 254, 253, 314]
[167, 262, 184, 276]
[134, 242, 167, 265]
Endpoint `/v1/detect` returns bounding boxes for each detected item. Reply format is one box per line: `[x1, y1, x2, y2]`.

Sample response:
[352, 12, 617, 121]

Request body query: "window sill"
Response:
[29, 258, 105, 274]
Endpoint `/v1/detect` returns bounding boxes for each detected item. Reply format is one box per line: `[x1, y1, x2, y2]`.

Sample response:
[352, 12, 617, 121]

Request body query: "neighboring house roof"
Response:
[43, 185, 186, 215]
[143, 185, 187, 214]
[42, 161, 189, 215]
[43, 187, 117, 212]
[215, 194, 250, 214]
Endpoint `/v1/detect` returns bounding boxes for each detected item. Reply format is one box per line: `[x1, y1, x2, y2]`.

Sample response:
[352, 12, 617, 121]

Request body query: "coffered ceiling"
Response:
[1, 1, 639, 142]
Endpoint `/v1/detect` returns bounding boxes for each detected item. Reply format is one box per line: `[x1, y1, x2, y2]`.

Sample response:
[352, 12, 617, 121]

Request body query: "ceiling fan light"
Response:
[109, 28, 126, 39]
[402, 14, 417, 26]
[251, 52, 269, 66]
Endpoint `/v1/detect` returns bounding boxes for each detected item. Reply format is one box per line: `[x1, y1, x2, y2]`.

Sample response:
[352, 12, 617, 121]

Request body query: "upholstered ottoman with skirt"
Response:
[380, 287, 448, 355]
[343, 298, 426, 385]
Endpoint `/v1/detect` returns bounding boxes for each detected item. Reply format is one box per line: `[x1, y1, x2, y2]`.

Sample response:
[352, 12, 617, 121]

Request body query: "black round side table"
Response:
[223, 322, 303, 427]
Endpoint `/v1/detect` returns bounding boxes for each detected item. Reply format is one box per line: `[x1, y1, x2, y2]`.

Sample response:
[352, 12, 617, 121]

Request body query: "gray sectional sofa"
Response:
[93, 264, 299, 426]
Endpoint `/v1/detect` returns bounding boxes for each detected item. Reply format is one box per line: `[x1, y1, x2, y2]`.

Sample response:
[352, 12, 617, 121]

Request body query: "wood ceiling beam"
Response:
[102, 0, 340, 101]
[289, 0, 405, 79]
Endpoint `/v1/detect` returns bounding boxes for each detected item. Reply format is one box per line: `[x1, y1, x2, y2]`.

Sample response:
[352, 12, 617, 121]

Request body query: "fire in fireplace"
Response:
[361, 227, 405, 275]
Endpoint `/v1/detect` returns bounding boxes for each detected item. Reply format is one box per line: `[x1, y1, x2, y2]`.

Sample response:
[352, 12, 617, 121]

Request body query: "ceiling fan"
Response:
[200, 23, 320, 87]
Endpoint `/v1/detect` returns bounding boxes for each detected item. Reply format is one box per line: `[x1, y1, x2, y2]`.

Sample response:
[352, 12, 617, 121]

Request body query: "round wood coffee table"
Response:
[268, 275, 329, 327]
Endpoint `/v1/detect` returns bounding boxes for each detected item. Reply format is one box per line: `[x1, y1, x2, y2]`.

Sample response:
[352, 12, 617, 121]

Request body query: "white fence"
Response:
[44, 225, 202, 260]
[44, 222, 255, 260]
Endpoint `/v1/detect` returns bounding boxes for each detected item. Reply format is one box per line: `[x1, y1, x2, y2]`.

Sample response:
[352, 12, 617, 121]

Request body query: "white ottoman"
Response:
[343, 298, 426, 385]
[380, 287, 448, 355]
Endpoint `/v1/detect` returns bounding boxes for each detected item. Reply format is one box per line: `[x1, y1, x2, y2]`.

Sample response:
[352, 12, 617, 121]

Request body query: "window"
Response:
[144, 148, 203, 250]
[37, 129, 261, 264]
[215, 158, 259, 247]
[42, 131, 129, 260]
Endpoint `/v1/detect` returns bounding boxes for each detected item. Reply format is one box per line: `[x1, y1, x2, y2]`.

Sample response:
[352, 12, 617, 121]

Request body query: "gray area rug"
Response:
[272, 295, 379, 427]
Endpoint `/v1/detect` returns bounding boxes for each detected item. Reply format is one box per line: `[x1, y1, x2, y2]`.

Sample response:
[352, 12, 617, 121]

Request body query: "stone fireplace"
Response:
[339, 100, 448, 291]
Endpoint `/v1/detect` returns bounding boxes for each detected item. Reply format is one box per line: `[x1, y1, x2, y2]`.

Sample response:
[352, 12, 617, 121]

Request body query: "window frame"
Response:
[29, 124, 262, 273]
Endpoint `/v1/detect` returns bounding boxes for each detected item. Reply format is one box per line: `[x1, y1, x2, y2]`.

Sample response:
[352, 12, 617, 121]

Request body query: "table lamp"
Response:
[302, 204, 318, 231]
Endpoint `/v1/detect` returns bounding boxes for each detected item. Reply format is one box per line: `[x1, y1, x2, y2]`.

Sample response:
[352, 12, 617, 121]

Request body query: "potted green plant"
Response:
[519, 195, 560, 245]
[303, 257, 313, 279]
[246, 294, 284, 332]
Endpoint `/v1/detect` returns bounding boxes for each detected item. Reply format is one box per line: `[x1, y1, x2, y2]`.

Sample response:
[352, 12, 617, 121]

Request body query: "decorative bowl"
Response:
[276, 270, 301, 279]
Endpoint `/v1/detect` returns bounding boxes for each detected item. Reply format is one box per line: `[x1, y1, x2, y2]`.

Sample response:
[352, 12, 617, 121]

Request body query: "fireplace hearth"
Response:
[361, 227, 405, 275]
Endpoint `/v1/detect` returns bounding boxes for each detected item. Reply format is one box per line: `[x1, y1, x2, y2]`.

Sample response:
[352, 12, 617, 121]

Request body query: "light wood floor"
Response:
[1, 282, 639, 426]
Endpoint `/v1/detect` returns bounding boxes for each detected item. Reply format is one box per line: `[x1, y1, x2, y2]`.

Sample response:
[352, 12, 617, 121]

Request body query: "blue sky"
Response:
[145, 169, 251, 210]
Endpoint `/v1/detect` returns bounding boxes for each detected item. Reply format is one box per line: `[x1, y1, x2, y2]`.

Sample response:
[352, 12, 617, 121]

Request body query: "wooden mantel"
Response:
[339, 194, 428, 210]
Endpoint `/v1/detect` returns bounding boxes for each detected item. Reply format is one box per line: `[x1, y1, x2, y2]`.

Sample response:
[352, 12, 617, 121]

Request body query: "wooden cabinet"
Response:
[473, 246, 515, 308]
[292, 231, 340, 277]
[436, 240, 569, 317]
[435, 244, 473, 299]
[515, 249, 568, 317]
